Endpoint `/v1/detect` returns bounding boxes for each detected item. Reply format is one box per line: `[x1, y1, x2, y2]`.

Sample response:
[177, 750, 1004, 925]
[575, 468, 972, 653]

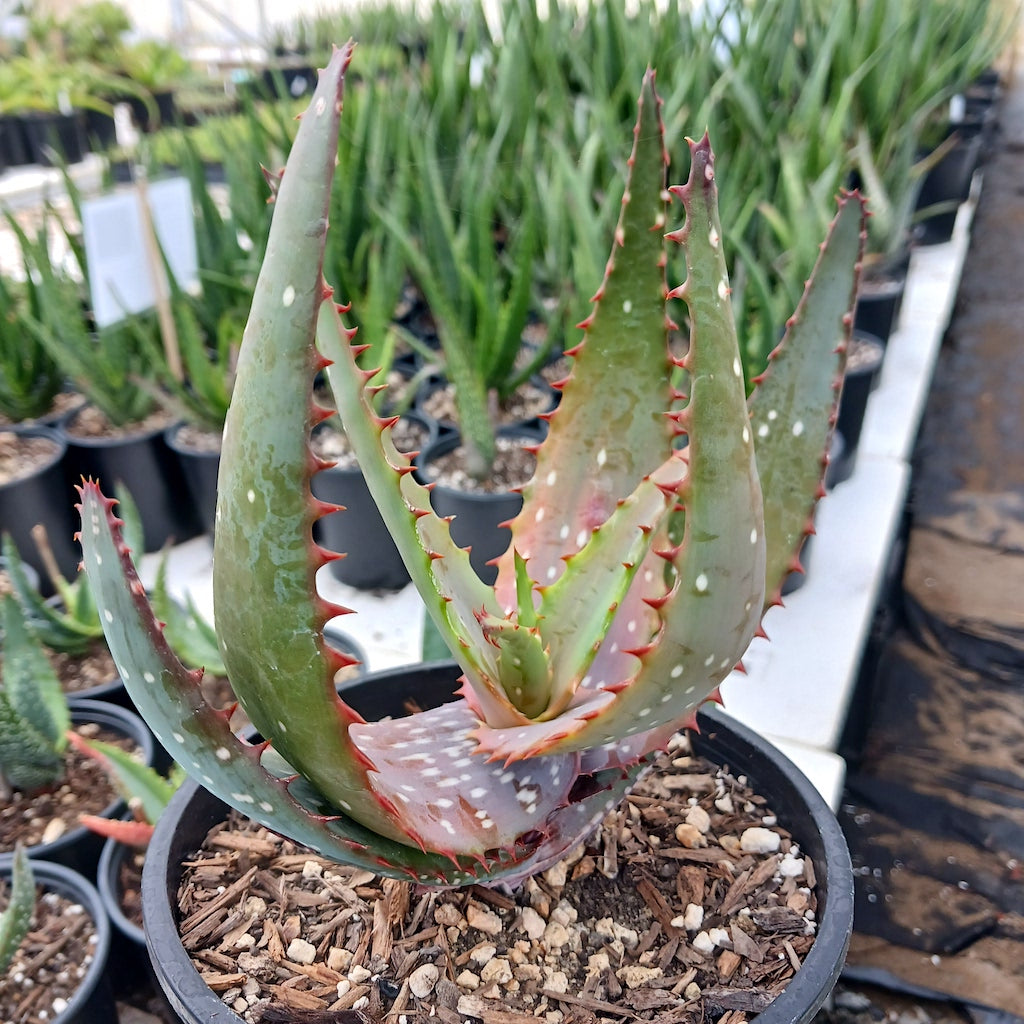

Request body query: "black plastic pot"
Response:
[164, 422, 221, 537]
[416, 427, 540, 585]
[83, 106, 118, 151]
[914, 125, 984, 245]
[832, 332, 885, 484]
[142, 661, 853, 1024]
[127, 90, 178, 132]
[97, 834, 152, 995]
[854, 251, 909, 345]
[0, 858, 116, 1023]
[0, 112, 31, 167]
[0, 424, 80, 594]
[58, 408, 201, 553]
[0, 700, 156, 877]
[312, 412, 437, 591]
[19, 110, 88, 166]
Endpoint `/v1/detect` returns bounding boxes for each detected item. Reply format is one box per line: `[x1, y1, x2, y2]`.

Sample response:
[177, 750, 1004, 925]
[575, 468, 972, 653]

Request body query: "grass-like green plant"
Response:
[0, 274, 63, 425]
[7, 209, 158, 429]
[81, 48, 864, 886]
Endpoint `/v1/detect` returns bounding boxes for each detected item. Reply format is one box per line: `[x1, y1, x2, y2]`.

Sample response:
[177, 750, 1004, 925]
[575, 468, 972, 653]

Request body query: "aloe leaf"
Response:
[749, 191, 866, 604]
[316, 303, 530, 730]
[494, 71, 675, 607]
[0, 845, 34, 974]
[65, 730, 178, 827]
[1, 595, 69, 751]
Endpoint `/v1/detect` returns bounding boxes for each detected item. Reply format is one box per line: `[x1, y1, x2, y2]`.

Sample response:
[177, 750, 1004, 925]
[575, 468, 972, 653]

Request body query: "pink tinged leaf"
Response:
[78, 814, 154, 846]
[350, 700, 578, 858]
[505, 135, 767, 758]
[316, 302, 532, 731]
[530, 452, 689, 723]
[494, 69, 675, 606]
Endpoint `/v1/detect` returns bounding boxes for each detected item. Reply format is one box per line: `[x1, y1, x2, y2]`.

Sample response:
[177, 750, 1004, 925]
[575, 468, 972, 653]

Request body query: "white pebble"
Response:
[518, 906, 546, 940]
[480, 958, 513, 985]
[456, 969, 480, 990]
[691, 931, 715, 955]
[616, 964, 663, 989]
[740, 827, 781, 854]
[286, 938, 316, 965]
[685, 805, 711, 833]
[683, 903, 704, 931]
[408, 963, 439, 998]
[779, 855, 805, 878]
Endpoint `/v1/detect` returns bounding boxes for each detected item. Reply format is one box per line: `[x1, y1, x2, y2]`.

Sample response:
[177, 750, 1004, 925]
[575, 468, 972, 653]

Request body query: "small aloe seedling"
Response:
[80, 46, 865, 885]
[0, 845, 34, 975]
[0, 595, 70, 800]
[68, 732, 183, 847]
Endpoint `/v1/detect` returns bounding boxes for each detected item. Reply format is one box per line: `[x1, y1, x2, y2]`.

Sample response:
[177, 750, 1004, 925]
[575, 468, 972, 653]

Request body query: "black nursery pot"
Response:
[416, 426, 542, 585]
[0, 700, 157, 877]
[831, 332, 885, 484]
[164, 422, 221, 537]
[19, 110, 88, 166]
[143, 662, 853, 1024]
[854, 250, 910, 345]
[97, 834, 155, 999]
[0, 112, 31, 167]
[1, 858, 116, 1024]
[312, 412, 437, 591]
[0, 425, 80, 593]
[914, 124, 983, 245]
[127, 90, 178, 132]
[58, 409, 201, 553]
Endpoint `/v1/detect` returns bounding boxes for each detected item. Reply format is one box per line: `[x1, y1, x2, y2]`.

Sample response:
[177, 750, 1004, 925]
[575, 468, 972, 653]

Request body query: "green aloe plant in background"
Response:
[0, 595, 71, 800]
[0, 273, 63, 426]
[0, 846, 34, 975]
[380, 117, 543, 478]
[81, 48, 865, 886]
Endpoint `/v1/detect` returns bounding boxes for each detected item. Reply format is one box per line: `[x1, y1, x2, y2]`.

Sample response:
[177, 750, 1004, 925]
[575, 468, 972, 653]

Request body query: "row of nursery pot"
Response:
[66, 42, 876, 1023]
[1, 414, 203, 587]
[0, 0, 202, 169]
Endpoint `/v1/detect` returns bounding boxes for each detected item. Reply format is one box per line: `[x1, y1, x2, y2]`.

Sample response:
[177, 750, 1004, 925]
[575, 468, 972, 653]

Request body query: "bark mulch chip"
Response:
[177, 733, 821, 1023]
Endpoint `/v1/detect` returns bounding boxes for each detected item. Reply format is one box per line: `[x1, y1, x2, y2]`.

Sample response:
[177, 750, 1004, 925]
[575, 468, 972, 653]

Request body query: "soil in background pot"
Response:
[0, 859, 115, 1024]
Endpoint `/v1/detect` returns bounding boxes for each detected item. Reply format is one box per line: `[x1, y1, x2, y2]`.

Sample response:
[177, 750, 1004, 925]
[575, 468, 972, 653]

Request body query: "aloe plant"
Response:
[0, 274, 63, 426]
[0, 846, 34, 975]
[68, 732, 183, 846]
[0, 595, 71, 799]
[80, 47, 865, 886]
